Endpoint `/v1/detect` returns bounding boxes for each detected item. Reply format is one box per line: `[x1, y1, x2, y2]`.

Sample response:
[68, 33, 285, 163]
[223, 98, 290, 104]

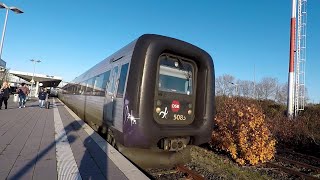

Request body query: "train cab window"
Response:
[158, 55, 194, 95]
[117, 63, 129, 98]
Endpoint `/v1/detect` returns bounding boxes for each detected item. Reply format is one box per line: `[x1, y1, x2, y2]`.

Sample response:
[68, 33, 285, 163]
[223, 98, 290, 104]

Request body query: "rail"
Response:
[275, 155, 320, 173]
[266, 162, 319, 180]
[176, 165, 205, 180]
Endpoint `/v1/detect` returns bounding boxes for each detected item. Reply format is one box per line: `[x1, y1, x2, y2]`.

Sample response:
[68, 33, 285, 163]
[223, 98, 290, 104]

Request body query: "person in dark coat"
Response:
[38, 87, 47, 108]
[0, 81, 10, 109]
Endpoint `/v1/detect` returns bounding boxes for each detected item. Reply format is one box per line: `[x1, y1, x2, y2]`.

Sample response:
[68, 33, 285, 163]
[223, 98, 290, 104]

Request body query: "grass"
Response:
[190, 146, 271, 180]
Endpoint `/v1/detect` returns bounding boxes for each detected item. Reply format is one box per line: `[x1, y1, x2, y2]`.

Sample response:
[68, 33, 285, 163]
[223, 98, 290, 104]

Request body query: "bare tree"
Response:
[255, 83, 264, 100]
[0, 68, 10, 85]
[238, 80, 255, 98]
[215, 74, 235, 96]
[215, 74, 308, 106]
[259, 77, 278, 100]
[275, 82, 287, 104]
[304, 87, 310, 104]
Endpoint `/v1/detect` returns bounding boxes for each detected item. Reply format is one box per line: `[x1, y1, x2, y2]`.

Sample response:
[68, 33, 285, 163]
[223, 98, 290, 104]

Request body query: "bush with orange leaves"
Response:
[212, 97, 276, 165]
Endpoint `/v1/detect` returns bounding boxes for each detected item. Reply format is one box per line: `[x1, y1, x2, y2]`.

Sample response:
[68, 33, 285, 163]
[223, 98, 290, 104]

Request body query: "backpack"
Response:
[18, 89, 25, 96]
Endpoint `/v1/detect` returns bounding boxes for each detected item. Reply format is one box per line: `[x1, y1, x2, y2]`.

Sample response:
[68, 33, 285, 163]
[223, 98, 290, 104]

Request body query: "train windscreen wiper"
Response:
[173, 57, 190, 79]
[176, 57, 192, 94]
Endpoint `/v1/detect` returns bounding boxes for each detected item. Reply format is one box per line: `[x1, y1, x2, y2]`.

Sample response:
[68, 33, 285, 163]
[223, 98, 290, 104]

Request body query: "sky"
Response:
[1, 0, 320, 102]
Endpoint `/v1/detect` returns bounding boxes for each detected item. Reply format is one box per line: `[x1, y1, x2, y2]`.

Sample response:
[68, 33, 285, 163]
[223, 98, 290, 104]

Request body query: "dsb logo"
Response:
[171, 100, 180, 112]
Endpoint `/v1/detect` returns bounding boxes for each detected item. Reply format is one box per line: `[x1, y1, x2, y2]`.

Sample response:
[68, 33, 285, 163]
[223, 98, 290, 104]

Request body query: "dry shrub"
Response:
[258, 99, 286, 119]
[268, 105, 320, 149]
[266, 115, 295, 144]
[212, 97, 276, 165]
[297, 105, 320, 145]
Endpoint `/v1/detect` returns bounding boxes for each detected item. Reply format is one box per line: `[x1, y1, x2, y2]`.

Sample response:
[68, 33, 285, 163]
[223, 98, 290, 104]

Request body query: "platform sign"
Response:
[0, 59, 6, 68]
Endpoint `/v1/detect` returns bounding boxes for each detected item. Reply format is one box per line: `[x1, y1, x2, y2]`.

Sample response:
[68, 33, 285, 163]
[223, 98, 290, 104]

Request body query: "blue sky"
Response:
[1, 0, 320, 102]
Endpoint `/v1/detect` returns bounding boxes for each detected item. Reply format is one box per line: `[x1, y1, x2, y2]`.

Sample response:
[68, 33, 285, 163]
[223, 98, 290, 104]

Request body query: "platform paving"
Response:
[0, 97, 149, 180]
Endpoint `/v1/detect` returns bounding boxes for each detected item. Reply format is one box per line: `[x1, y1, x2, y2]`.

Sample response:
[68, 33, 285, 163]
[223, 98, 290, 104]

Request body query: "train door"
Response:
[105, 65, 120, 122]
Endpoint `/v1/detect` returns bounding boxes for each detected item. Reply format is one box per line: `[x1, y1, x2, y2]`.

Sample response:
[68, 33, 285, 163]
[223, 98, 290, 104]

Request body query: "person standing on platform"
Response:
[16, 83, 30, 108]
[38, 88, 47, 108]
[0, 81, 10, 109]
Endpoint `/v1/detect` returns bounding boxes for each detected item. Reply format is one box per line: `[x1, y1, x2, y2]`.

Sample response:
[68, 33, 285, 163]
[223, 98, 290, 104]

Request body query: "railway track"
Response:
[277, 148, 320, 166]
[265, 153, 320, 180]
[176, 165, 205, 180]
[275, 155, 320, 173]
[147, 164, 205, 180]
[266, 162, 319, 180]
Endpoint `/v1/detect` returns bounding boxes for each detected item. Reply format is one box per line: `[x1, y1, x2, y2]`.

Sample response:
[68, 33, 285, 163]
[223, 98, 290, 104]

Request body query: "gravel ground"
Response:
[145, 145, 319, 179]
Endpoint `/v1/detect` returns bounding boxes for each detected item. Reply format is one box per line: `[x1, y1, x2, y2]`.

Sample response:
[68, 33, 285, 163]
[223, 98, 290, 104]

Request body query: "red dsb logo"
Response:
[171, 100, 180, 112]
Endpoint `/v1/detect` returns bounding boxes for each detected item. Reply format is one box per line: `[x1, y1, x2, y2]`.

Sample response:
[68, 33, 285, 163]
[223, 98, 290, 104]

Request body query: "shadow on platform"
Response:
[8, 102, 110, 180]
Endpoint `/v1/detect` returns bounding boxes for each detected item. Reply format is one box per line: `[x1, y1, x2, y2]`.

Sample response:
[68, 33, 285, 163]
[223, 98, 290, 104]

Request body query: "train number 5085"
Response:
[173, 114, 186, 121]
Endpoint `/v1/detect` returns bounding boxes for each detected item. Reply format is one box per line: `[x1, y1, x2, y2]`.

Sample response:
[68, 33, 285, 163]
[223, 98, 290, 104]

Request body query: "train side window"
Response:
[76, 84, 81, 94]
[102, 71, 111, 91]
[74, 85, 78, 94]
[67, 85, 71, 94]
[80, 81, 86, 94]
[71, 85, 75, 94]
[74, 84, 78, 94]
[116, 63, 129, 98]
[92, 75, 100, 96]
[92, 77, 98, 95]
[108, 66, 119, 94]
[70, 85, 74, 94]
[85, 78, 94, 94]
[85, 79, 92, 95]
[84, 80, 89, 94]
[95, 70, 111, 96]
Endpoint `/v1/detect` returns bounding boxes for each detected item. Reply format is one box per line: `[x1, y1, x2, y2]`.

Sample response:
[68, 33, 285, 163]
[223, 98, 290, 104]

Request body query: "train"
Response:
[48, 87, 59, 97]
[59, 34, 215, 168]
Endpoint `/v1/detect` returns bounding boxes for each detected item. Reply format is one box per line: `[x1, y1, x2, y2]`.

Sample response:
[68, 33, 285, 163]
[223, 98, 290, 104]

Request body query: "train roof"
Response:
[72, 38, 138, 83]
[70, 34, 211, 84]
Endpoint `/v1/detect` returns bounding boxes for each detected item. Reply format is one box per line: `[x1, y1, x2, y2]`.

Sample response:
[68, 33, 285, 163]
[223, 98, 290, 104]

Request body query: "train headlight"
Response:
[156, 107, 161, 113]
[188, 110, 192, 115]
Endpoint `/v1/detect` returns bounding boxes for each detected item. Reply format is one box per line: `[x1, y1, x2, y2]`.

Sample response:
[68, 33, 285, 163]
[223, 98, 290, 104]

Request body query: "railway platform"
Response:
[0, 97, 149, 180]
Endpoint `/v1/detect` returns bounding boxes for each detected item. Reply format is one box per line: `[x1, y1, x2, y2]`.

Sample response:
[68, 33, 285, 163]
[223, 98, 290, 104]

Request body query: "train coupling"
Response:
[163, 137, 190, 151]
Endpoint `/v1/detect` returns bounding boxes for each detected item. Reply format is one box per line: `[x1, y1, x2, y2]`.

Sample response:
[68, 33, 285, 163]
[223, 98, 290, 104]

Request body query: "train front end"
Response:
[153, 54, 201, 151]
[123, 34, 215, 152]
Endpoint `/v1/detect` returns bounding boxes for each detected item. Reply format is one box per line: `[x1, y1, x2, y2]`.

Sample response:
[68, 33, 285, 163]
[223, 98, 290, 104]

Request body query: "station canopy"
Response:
[9, 70, 62, 87]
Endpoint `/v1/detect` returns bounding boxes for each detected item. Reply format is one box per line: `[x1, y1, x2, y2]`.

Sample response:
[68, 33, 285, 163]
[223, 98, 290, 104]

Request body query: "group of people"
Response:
[0, 81, 49, 109]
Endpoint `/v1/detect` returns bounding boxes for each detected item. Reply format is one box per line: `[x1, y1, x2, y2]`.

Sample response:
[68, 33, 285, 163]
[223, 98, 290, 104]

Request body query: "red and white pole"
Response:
[287, 0, 297, 117]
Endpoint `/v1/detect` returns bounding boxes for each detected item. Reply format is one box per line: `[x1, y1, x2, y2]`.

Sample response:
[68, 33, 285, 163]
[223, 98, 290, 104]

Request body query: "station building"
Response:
[1, 69, 62, 97]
